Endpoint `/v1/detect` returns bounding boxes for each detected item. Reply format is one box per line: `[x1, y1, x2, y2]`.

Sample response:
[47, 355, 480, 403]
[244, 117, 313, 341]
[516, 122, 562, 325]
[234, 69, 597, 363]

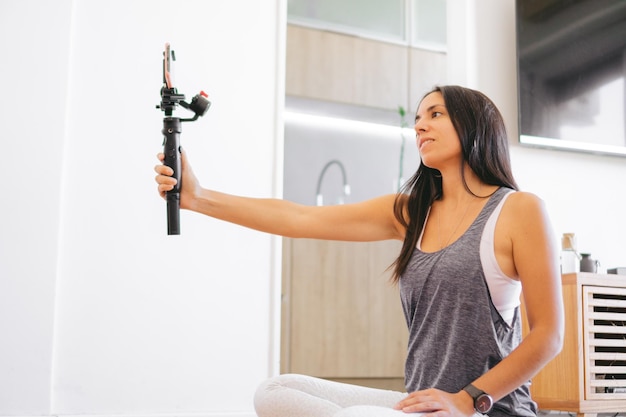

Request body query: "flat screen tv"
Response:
[516, 0, 626, 156]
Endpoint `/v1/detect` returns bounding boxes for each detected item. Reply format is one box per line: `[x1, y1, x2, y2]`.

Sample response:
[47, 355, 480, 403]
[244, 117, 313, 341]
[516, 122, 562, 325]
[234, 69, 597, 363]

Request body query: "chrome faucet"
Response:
[315, 159, 351, 206]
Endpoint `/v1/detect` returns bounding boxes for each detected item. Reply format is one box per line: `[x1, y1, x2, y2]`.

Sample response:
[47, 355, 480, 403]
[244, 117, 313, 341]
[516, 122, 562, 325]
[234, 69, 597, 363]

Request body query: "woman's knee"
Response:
[253, 374, 305, 416]
[253, 375, 280, 415]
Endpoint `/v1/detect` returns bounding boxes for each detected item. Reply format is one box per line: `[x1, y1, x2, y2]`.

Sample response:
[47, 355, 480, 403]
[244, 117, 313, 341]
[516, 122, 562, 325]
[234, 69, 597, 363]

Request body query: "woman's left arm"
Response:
[470, 192, 564, 401]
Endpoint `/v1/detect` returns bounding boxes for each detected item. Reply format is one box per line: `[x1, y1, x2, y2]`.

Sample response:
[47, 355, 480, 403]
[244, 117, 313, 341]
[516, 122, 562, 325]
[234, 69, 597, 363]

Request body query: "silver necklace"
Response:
[437, 200, 473, 249]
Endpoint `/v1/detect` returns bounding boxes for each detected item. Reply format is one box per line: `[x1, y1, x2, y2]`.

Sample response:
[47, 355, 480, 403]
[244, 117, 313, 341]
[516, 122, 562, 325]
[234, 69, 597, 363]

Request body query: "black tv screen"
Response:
[516, 0, 626, 155]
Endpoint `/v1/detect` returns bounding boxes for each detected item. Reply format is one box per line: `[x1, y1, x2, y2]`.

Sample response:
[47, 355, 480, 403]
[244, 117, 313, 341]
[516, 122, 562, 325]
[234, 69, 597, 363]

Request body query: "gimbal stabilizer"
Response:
[156, 43, 210, 235]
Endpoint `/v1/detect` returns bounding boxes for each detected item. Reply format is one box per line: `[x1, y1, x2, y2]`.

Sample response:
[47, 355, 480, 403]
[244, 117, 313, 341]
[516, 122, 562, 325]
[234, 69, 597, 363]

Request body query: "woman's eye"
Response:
[432, 111, 442, 118]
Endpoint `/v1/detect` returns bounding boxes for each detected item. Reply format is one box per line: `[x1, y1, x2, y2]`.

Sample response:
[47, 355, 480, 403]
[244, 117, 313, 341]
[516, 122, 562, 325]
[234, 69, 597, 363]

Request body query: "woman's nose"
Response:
[414, 119, 426, 133]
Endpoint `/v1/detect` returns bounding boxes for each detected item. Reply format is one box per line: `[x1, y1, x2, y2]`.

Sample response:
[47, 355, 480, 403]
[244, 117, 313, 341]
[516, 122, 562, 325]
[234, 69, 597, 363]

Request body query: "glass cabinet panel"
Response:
[288, 0, 446, 50]
[288, 0, 406, 42]
[411, 0, 446, 50]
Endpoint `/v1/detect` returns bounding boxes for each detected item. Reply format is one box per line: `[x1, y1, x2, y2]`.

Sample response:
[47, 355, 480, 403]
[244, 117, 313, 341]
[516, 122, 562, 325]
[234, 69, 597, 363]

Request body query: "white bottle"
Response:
[561, 233, 579, 274]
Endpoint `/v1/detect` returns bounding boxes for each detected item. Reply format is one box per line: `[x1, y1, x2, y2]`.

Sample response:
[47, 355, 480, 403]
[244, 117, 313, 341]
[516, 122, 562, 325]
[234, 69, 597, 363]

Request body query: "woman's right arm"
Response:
[154, 150, 405, 242]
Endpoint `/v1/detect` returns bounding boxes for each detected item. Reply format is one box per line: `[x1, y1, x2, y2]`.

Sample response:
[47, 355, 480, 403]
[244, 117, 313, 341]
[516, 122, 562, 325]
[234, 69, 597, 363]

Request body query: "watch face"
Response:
[476, 394, 493, 413]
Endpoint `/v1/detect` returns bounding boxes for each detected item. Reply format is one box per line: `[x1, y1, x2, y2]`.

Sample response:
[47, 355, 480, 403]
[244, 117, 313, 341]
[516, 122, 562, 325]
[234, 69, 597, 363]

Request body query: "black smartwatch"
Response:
[462, 383, 493, 414]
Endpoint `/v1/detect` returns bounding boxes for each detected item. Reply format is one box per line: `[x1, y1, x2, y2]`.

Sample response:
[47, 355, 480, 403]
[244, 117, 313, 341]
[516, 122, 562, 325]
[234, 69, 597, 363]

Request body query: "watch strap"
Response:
[462, 383, 485, 399]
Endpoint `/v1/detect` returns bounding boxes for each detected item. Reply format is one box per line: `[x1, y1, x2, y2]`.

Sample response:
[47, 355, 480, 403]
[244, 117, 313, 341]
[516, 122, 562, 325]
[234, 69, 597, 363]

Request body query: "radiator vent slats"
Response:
[584, 286, 626, 399]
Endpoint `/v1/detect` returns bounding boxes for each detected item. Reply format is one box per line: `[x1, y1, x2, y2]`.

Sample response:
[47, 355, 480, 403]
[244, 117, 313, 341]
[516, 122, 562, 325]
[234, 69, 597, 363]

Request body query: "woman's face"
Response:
[414, 91, 462, 169]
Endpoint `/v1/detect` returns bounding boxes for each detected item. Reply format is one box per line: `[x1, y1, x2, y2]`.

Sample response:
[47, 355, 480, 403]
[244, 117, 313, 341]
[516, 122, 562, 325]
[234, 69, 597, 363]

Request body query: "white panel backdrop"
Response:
[0, 0, 285, 416]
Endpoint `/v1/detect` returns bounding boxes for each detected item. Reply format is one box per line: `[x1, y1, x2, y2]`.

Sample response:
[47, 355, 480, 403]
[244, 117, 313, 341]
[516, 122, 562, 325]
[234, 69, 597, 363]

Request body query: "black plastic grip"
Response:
[162, 117, 182, 235]
[166, 193, 180, 235]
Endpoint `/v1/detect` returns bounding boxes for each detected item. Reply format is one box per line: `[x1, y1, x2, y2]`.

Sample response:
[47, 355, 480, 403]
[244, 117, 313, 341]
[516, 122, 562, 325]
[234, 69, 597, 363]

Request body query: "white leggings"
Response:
[253, 374, 423, 417]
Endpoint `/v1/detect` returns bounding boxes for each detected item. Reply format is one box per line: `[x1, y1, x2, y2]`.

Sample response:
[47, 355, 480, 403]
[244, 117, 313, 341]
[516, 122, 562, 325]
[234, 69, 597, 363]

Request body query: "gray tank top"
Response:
[399, 187, 536, 416]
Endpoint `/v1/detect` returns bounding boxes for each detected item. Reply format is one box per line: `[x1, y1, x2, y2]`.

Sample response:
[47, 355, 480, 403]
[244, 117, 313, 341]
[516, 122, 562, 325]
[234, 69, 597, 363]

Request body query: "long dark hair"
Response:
[390, 85, 519, 283]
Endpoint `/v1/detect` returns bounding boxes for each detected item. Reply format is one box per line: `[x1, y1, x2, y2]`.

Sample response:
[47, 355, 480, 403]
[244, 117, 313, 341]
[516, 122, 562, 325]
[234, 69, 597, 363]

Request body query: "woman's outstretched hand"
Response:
[154, 149, 201, 210]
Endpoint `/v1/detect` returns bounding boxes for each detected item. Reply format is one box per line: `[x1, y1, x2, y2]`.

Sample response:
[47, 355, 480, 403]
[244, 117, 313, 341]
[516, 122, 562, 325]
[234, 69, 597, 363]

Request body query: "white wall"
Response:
[0, 0, 285, 416]
[0, 1, 73, 414]
[448, 0, 626, 270]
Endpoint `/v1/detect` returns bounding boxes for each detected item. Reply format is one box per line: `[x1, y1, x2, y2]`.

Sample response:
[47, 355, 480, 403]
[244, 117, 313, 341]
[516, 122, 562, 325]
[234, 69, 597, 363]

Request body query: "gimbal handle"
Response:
[162, 117, 182, 235]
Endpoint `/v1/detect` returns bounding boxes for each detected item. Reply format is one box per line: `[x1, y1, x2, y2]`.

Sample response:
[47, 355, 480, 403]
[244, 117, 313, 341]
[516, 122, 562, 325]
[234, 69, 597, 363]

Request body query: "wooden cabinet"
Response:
[280, 238, 408, 390]
[286, 25, 409, 112]
[285, 24, 447, 115]
[526, 273, 626, 416]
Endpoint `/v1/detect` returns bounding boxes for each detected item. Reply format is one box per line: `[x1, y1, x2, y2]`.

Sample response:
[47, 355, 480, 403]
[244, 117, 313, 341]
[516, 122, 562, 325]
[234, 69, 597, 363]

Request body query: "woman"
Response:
[154, 85, 564, 416]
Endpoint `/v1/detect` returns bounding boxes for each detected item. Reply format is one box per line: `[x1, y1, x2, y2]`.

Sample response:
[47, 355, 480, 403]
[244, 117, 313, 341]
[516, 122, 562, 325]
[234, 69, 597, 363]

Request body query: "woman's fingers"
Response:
[154, 163, 174, 177]
[155, 153, 178, 198]
[395, 390, 444, 413]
